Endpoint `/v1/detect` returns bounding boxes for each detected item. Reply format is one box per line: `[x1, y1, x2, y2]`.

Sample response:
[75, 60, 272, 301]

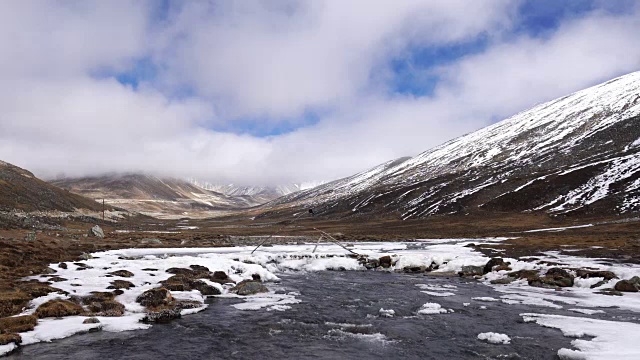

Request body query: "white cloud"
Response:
[154, 0, 515, 119]
[0, 1, 150, 79]
[438, 9, 640, 120]
[0, 1, 639, 186]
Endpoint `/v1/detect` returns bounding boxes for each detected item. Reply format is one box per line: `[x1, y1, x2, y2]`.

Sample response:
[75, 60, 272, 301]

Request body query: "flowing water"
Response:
[8, 271, 636, 359]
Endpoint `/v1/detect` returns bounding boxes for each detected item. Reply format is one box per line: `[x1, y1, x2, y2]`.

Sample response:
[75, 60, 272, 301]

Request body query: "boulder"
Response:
[630, 276, 640, 287]
[141, 308, 181, 324]
[231, 281, 268, 296]
[0, 315, 37, 334]
[74, 263, 92, 270]
[379, 256, 392, 268]
[58, 262, 68, 269]
[403, 266, 430, 273]
[88, 225, 104, 238]
[35, 299, 84, 318]
[136, 288, 175, 308]
[363, 258, 380, 270]
[483, 258, 507, 274]
[494, 264, 512, 272]
[160, 276, 221, 296]
[189, 265, 210, 272]
[529, 268, 574, 288]
[78, 253, 93, 261]
[490, 278, 515, 285]
[590, 280, 608, 289]
[576, 270, 616, 281]
[614, 280, 639, 292]
[211, 271, 233, 284]
[507, 270, 539, 280]
[458, 265, 484, 277]
[190, 281, 221, 296]
[83, 317, 100, 324]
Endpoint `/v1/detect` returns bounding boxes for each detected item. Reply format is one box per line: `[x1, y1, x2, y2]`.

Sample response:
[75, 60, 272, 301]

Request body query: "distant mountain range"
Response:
[49, 174, 323, 217]
[3, 72, 639, 222]
[49, 174, 248, 217]
[188, 179, 325, 204]
[261, 71, 640, 220]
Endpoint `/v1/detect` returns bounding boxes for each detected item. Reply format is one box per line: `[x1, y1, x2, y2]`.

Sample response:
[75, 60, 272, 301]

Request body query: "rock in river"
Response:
[232, 281, 268, 296]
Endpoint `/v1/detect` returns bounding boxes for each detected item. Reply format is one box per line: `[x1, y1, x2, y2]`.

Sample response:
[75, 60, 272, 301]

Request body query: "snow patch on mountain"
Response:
[266, 71, 640, 218]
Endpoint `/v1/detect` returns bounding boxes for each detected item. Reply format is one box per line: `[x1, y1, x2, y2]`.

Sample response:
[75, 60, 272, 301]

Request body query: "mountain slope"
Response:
[263, 71, 640, 219]
[0, 160, 106, 212]
[51, 174, 264, 216]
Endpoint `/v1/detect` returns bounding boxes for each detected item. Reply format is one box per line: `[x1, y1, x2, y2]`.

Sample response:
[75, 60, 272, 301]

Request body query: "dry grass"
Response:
[0, 315, 37, 334]
[35, 299, 84, 319]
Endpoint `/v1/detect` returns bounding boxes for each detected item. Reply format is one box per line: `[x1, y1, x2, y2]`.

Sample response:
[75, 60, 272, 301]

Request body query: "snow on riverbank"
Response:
[3, 237, 639, 358]
[522, 313, 640, 359]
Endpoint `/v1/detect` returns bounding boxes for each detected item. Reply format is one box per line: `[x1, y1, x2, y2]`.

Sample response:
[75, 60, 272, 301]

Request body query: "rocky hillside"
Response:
[50, 174, 264, 216]
[0, 160, 105, 213]
[262, 71, 640, 220]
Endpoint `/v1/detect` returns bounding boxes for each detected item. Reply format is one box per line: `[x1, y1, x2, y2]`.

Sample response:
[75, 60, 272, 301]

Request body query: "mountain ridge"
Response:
[0, 160, 108, 213]
[260, 71, 640, 220]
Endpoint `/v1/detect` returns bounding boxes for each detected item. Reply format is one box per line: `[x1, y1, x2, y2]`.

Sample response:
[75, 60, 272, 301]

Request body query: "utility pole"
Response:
[102, 199, 105, 225]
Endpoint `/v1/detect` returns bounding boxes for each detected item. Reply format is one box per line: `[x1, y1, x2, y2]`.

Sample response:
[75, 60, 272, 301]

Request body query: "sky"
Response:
[1, 0, 639, 186]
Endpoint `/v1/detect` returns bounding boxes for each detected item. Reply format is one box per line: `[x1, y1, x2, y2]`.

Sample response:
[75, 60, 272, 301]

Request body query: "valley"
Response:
[1, 71, 639, 360]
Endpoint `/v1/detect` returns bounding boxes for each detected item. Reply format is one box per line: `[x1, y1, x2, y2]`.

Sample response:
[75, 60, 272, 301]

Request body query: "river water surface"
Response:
[9, 269, 629, 359]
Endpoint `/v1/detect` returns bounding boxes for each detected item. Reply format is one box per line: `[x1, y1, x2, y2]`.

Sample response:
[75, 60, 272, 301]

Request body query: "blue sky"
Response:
[1, 0, 639, 183]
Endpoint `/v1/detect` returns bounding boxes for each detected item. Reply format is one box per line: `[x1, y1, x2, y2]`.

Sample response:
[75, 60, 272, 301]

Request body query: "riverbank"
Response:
[1, 238, 640, 358]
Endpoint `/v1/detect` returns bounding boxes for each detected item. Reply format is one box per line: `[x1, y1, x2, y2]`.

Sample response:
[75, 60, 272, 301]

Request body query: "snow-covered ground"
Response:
[3, 238, 640, 358]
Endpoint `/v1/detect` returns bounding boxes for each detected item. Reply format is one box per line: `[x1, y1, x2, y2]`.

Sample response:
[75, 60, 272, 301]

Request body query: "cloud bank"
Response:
[0, 0, 639, 185]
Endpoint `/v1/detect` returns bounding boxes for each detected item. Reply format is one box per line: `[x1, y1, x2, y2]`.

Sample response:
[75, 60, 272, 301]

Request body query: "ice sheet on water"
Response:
[231, 292, 301, 311]
[0, 344, 17, 357]
[477, 332, 511, 344]
[472, 297, 500, 302]
[417, 302, 452, 315]
[568, 308, 605, 315]
[421, 291, 456, 297]
[522, 313, 640, 359]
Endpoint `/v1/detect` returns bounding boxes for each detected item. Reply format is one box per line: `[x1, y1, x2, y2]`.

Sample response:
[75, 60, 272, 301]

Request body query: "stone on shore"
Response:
[614, 280, 639, 292]
[88, 225, 104, 238]
[231, 280, 268, 296]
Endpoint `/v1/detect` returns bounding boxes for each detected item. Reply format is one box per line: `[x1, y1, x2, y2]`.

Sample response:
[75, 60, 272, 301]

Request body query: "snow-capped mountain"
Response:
[263, 71, 640, 219]
[189, 179, 326, 203]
